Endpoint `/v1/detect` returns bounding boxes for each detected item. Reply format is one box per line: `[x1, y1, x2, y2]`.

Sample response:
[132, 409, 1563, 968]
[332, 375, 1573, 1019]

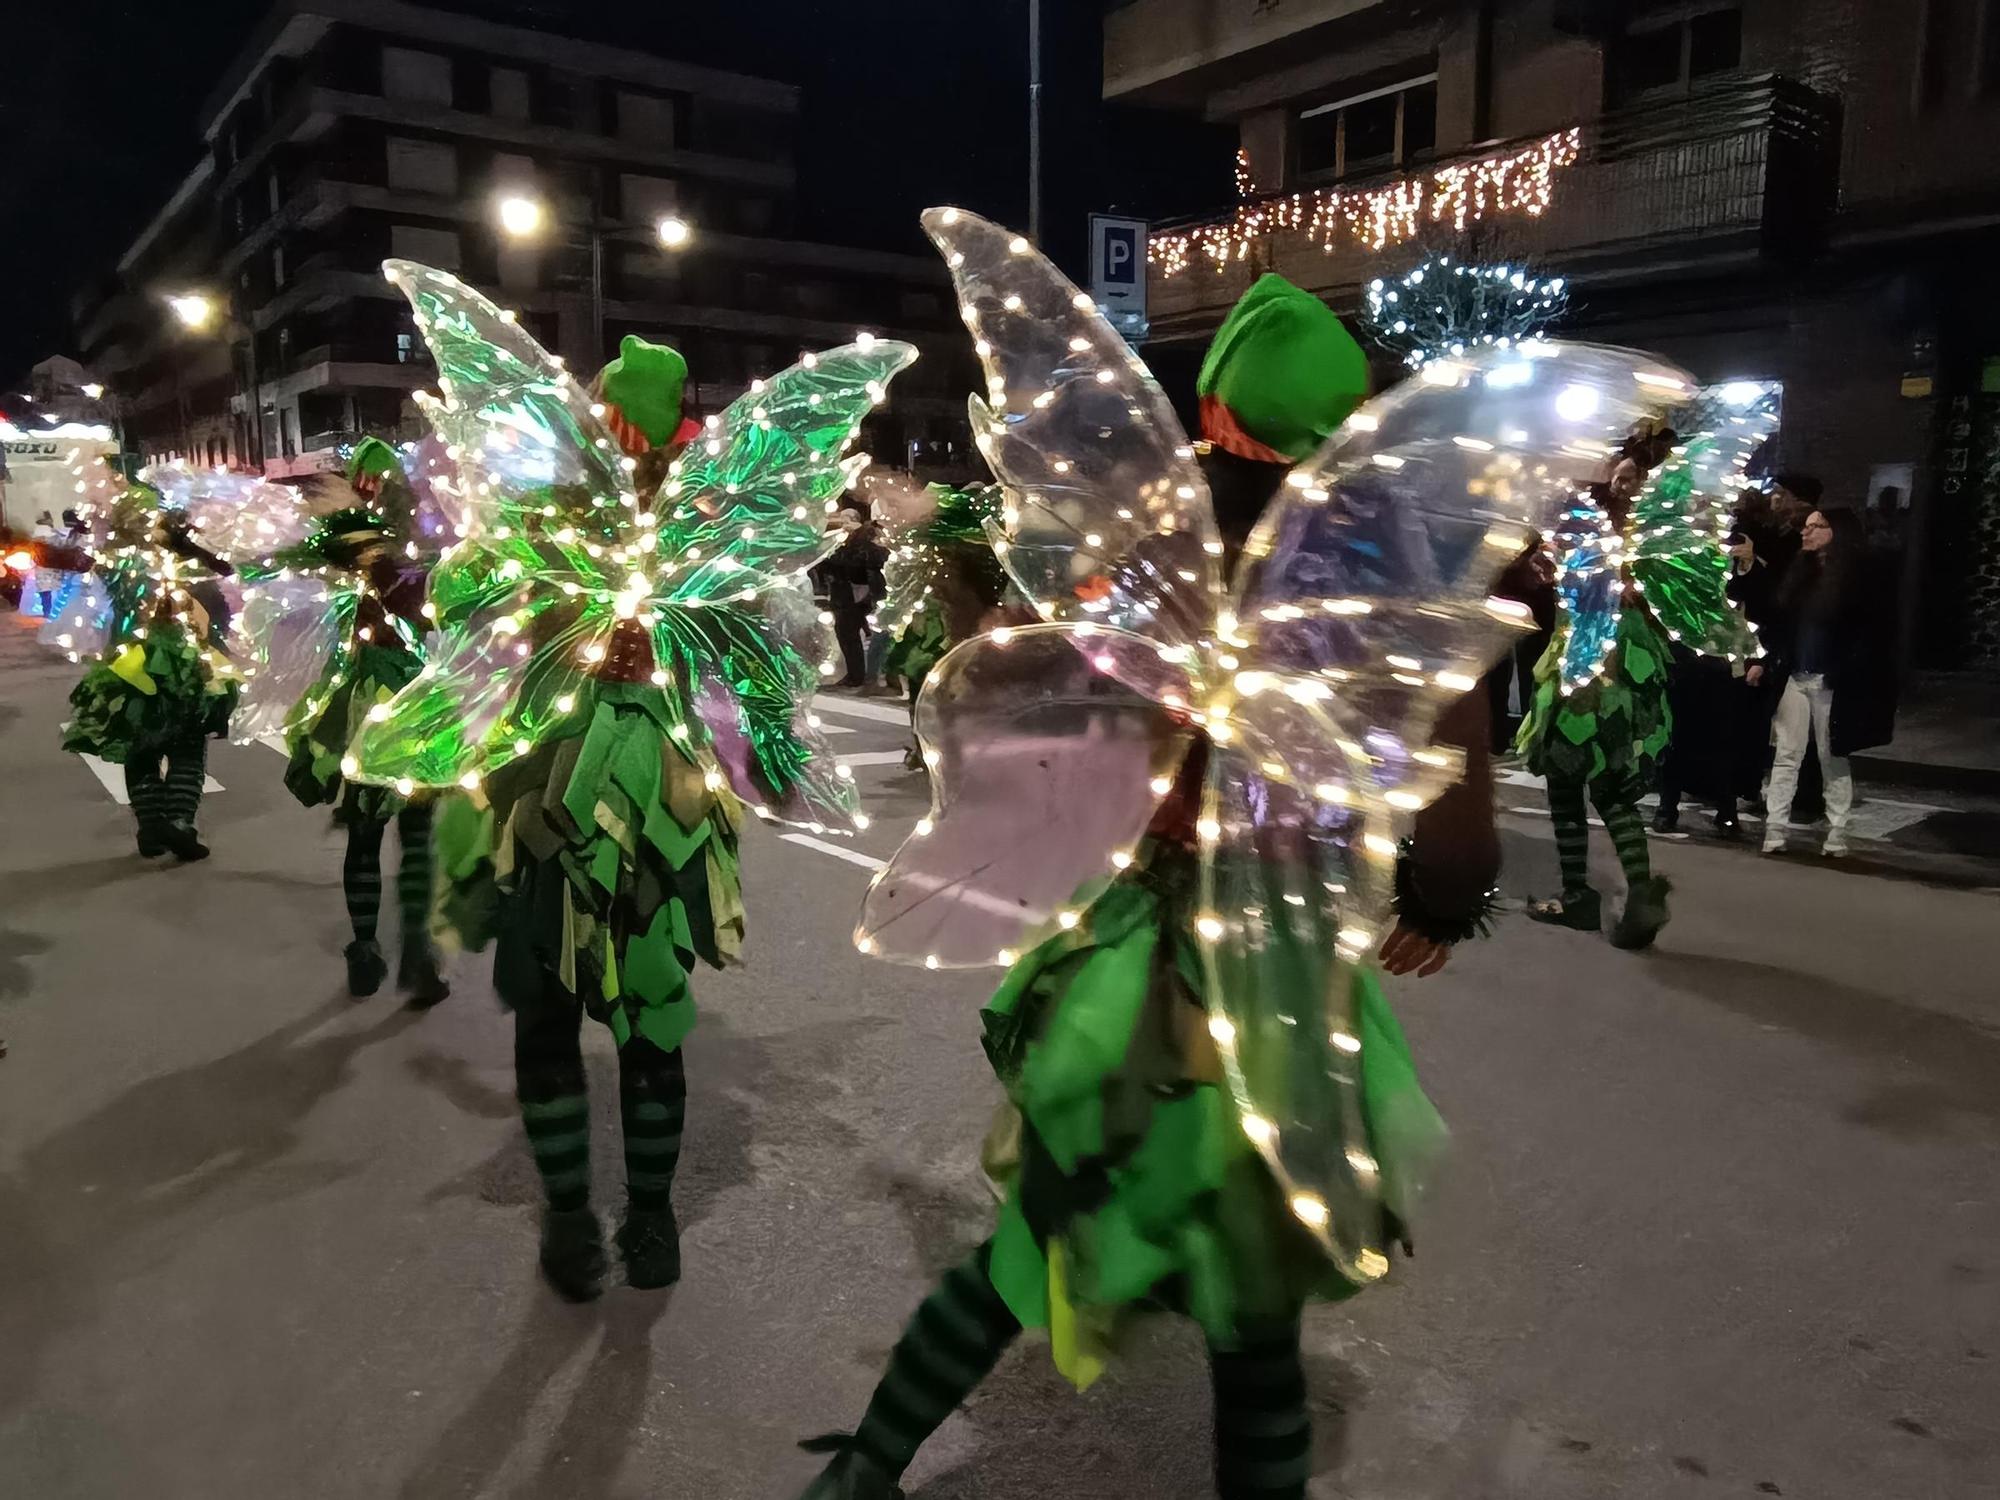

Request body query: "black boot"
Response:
[398, 938, 450, 1009]
[1528, 888, 1601, 932]
[1651, 808, 1678, 834]
[1610, 876, 1672, 951]
[795, 1439, 905, 1500]
[539, 1206, 607, 1303]
[344, 939, 388, 998]
[136, 822, 168, 858]
[616, 1204, 682, 1290]
[162, 824, 210, 863]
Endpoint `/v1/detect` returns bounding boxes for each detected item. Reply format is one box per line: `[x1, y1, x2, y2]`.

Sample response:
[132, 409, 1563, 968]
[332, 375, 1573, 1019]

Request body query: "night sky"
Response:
[0, 0, 1233, 386]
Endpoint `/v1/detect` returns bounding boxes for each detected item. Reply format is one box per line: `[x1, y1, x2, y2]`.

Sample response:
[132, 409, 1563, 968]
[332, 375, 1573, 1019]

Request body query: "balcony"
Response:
[1145, 75, 1839, 339]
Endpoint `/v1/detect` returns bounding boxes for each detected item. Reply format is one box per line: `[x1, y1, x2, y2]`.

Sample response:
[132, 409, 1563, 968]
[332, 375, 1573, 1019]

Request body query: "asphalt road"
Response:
[2, 614, 1997, 1500]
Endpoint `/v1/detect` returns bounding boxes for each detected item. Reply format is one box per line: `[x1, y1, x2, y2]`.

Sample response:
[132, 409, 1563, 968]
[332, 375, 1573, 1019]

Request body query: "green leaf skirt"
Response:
[433, 681, 745, 1054]
[978, 849, 1444, 1385]
[62, 622, 240, 764]
[284, 642, 424, 824]
[1515, 608, 1673, 786]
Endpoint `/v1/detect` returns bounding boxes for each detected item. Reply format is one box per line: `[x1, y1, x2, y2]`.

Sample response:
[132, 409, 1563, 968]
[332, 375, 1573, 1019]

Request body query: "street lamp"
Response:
[168, 294, 216, 331]
[492, 190, 694, 369]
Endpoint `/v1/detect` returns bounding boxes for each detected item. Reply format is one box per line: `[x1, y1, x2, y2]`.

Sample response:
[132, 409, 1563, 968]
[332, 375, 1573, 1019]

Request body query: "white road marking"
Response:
[779, 832, 886, 870]
[258, 734, 288, 755]
[838, 750, 913, 768]
[812, 694, 911, 727]
[80, 754, 223, 806]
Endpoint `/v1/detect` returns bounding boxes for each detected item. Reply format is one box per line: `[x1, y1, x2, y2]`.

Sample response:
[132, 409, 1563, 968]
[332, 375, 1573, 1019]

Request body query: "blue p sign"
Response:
[1102, 226, 1138, 286]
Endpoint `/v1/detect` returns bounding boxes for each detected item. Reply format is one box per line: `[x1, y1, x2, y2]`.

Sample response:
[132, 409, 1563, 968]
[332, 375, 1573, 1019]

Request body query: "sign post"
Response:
[1088, 214, 1149, 344]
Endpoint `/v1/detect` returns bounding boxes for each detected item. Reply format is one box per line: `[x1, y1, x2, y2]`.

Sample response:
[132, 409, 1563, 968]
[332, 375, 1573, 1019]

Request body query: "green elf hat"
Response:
[1197, 273, 1370, 464]
[594, 334, 694, 456]
[345, 436, 402, 499]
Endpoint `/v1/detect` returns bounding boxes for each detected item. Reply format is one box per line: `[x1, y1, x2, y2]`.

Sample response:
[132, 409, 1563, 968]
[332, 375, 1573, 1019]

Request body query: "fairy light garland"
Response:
[1151, 129, 1582, 280]
[1362, 255, 1567, 370]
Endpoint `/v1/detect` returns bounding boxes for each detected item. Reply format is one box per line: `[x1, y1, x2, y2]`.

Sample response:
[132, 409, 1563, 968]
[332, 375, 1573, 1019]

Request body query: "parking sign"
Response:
[1089, 214, 1148, 341]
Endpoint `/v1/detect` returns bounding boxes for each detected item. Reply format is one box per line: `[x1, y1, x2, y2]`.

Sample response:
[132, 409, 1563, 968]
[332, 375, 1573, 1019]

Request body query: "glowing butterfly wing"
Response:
[1555, 503, 1623, 692]
[1205, 343, 1696, 1278]
[923, 208, 1222, 645]
[856, 622, 1196, 966]
[649, 340, 917, 830]
[1630, 425, 1769, 665]
[229, 576, 349, 745]
[1235, 343, 1695, 762]
[173, 469, 315, 566]
[382, 259, 635, 533]
[658, 339, 918, 597]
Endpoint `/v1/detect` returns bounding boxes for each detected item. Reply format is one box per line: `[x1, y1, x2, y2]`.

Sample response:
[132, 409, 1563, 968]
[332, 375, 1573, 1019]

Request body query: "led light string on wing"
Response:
[1361, 256, 1567, 370]
[1151, 129, 1582, 280]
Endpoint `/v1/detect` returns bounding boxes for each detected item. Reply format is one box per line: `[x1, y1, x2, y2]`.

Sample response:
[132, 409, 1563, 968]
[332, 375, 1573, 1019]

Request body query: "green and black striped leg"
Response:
[1210, 1320, 1313, 1500]
[391, 801, 447, 1007]
[1529, 773, 1600, 930]
[513, 986, 604, 1301]
[342, 817, 390, 996]
[160, 736, 210, 863]
[615, 1038, 685, 1288]
[124, 753, 168, 856]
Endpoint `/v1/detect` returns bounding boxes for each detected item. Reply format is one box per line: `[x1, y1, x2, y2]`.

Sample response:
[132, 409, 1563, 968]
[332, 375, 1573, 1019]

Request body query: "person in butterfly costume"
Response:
[793, 215, 1695, 1500]
[231, 443, 452, 1003]
[344, 263, 917, 1301]
[1516, 420, 1769, 949]
[61, 468, 303, 862]
[858, 472, 1009, 767]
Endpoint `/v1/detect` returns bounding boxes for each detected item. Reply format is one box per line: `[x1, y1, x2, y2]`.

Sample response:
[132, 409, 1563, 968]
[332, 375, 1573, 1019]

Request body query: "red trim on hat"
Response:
[1198, 394, 1292, 465]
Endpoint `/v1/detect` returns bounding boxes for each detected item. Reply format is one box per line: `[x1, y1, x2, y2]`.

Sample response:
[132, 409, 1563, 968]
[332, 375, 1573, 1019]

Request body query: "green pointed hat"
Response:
[346, 437, 401, 486]
[1197, 274, 1370, 464]
[595, 334, 689, 449]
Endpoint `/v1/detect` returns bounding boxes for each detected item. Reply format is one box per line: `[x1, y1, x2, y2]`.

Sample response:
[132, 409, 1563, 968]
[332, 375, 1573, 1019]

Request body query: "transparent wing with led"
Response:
[383, 259, 634, 537]
[176, 470, 315, 567]
[658, 340, 917, 598]
[856, 622, 1198, 967]
[922, 208, 1221, 644]
[1630, 426, 1768, 665]
[861, 469, 945, 631]
[1236, 343, 1696, 795]
[41, 579, 113, 660]
[1196, 688, 1412, 1282]
[1553, 499, 1623, 692]
[229, 576, 349, 744]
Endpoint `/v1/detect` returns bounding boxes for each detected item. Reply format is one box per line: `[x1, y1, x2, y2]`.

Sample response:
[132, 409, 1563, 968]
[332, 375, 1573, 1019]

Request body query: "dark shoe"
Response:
[795, 1438, 905, 1500]
[344, 939, 389, 998]
[902, 743, 924, 772]
[539, 1207, 608, 1303]
[616, 1205, 682, 1290]
[136, 823, 168, 858]
[1651, 809, 1678, 834]
[1610, 876, 1672, 951]
[1528, 888, 1601, 932]
[833, 676, 865, 690]
[398, 940, 450, 1009]
[1714, 811, 1742, 841]
[162, 824, 210, 863]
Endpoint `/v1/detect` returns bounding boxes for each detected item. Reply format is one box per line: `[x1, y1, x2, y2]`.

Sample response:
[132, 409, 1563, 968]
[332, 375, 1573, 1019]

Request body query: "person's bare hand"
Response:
[1377, 924, 1451, 978]
[1745, 663, 1764, 686]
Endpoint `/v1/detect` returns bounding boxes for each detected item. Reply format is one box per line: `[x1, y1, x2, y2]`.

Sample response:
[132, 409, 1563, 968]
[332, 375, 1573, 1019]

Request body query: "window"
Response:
[618, 91, 677, 146]
[385, 137, 459, 195]
[620, 173, 680, 226]
[382, 46, 454, 106]
[267, 171, 282, 214]
[390, 224, 462, 269]
[1294, 74, 1438, 181]
[272, 245, 286, 289]
[492, 67, 531, 122]
[1608, 5, 1742, 106]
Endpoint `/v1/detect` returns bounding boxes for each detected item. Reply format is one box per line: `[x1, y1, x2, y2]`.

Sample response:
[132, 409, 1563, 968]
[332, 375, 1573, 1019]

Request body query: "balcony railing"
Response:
[1147, 74, 1838, 333]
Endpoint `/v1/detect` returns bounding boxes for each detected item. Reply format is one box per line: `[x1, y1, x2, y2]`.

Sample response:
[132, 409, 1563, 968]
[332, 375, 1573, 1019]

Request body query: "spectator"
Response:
[1485, 539, 1555, 753]
[821, 498, 887, 689]
[31, 510, 64, 617]
[1758, 507, 1897, 857]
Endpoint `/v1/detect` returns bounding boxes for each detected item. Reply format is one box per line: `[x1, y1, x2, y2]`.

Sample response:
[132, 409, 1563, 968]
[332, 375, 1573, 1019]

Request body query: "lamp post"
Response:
[167, 291, 264, 470]
[493, 190, 694, 368]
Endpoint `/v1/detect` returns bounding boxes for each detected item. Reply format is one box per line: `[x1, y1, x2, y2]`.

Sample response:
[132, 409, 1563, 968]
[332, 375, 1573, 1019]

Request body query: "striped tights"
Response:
[342, 803, 436, 944]
[845, 1240, 1314, 1498]
[124, 736, 207, 832]
[1547, 771, 1651, 893]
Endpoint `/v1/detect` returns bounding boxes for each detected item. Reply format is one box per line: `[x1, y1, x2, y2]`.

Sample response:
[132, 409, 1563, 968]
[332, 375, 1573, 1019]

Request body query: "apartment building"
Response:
[73, 0, 972, 477]
[1108, 0, 2000, 665]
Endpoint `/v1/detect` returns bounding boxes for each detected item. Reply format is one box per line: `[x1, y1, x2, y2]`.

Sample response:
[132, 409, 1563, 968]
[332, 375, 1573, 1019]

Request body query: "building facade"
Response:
[1109, 0, 2000, 666]
[73, 0, 972, 479]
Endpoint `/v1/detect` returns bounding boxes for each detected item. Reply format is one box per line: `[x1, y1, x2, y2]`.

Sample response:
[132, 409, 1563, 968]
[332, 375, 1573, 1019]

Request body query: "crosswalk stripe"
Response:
[811, 695, 910, 727]
[838, 750, 912, 768]
[80, 754, 223, 806]
[779, 832, 886, 870]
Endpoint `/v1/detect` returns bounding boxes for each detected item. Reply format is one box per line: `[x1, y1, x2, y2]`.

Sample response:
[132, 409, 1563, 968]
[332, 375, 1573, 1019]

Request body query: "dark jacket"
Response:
[1767, 548, 1898, 757]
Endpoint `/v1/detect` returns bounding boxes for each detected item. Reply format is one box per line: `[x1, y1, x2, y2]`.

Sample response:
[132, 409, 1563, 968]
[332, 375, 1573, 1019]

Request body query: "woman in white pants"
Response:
[1760, 508, 1879, 856]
